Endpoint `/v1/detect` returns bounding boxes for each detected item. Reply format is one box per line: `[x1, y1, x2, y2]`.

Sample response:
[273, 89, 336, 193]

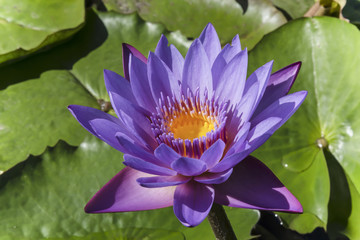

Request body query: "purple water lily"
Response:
[69, 23, 306, 227]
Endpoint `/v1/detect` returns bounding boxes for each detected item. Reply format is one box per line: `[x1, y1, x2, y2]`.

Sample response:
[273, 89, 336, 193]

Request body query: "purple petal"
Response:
[85, 167, 174, 213]
[215, 49, 248, 105]
[116, 134, 161, 165]
[199, 23, 221, 65]
[231, 34, 241, 50]
[109, 92, 157, 150]
[250, 91, 308, 138]
[224, 122, 251, 157]
[68, 105, 135, 151]
[137, 175, 191, 188]
[199, 139, 225, 169]
[253, 62, 301, 118]
[230, 81, 259, 130]
[181, 39, 212, 99]
[194, 168, 233, 184]
[173, 181, 215, 227]
[243, 61, 273, 117]
[155, 35, 184, 83]
[214, 156, 303, 213]
[103, 69, 137, 105]
[212, 35, 242, 88]
[89, 118, 134, 152]
[148, 52, 179, 102]
[214, 116, 283, 173]
[129, 54, 157, 112]
[122, 43, 147, 80]
[208, 143, 249, 173]
[154, 143, 181, 167]
[171, 157, 207, 176]
[123, 154, 177, 176]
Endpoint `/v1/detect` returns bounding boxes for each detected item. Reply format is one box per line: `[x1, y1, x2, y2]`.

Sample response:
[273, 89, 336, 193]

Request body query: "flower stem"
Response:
[207, 203, 237, 240]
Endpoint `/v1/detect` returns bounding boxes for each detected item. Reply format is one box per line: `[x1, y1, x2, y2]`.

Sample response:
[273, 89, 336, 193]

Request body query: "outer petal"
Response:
[103, 69, 137, 105]
[194, 168, 233, 184]
[137, 175, 191, 188]
[213, 116, 284, 173]
[212, 35, 242, 88]
[109, 92, 157, 150]
[199, 139, 225, 169]
[215, 49, 248, 105]
[155, 35, 184, 83]
[129, 54, 157, 112]
[148, 52, 179, 103]
[199, 23, 221, 65]
[181, 39, 212, 99]
[85, 167, 174, 213]
[226, 82, 258, 141]
[122, 43, 147, 80]
[243, 61, 273, 117]
[154, 143, 181, 167]
[68, 105, 137, 151]
[116, 134, 161, 165]
[253, 62, 301, 118]
[224, 122, 250, 157]
[209, 143, 249, 173]
[249, 91, 308, 140]
[171, 157, 207, 176]
[174, 181, 215, 227]
[214, 156, 303, 212]
[123, 154, 177, 176]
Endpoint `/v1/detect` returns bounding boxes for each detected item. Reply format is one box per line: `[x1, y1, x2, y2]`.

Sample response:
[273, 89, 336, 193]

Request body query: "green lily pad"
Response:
[48, 228, 184, 240]
[0, 70, 98, 171]
[109, 0, 286, 50]
[270, 0, 315, 18]
[0, 0, 85, 65]
[0, 136, 258, 239]
[250, 17, 360, 233]
[71, 11, 191, 101]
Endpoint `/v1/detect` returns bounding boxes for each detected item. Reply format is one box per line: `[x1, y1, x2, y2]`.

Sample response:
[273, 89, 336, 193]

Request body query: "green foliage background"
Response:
[0, 0, 359, 239]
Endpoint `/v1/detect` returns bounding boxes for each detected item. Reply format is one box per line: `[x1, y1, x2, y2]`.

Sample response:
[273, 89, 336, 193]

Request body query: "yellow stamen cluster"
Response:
[169, 113, 216, 140]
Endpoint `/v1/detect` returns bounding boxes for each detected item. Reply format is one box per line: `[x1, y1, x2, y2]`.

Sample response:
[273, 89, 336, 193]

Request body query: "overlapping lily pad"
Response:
[0, 0, 85, 65]
[249, 17, 360, 236]
[106, 0, 286, 50]
[270, 0, 315, 18]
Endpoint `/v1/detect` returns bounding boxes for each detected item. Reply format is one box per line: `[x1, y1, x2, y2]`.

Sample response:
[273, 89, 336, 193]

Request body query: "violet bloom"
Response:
[69, 23, 306, 227]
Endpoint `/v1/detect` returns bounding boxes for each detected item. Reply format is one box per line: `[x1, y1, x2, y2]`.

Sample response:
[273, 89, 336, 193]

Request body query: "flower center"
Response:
[150, 91, 228, 158]
[169, 112, 216, 140]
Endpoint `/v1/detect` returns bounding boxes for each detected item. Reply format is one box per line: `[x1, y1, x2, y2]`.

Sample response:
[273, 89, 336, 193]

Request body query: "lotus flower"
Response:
[68, 23, 306, 227]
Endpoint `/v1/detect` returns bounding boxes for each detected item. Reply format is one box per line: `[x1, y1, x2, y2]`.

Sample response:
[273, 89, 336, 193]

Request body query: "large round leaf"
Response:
[112, 0, 286, 50]
[71, 11, 191, 101]
[0, 70, 98, 171]
[249, 17, 360, 234]
[0, 136, 258, 239]
[0, 0, 85, 65]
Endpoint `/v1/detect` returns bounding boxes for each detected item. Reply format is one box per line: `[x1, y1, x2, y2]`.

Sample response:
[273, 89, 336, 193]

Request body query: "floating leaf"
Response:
[108, 0, 286, 50]
[250, 17, 360, 233]
[0, 70, 97, 171]
[0, 0, 85, 65]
